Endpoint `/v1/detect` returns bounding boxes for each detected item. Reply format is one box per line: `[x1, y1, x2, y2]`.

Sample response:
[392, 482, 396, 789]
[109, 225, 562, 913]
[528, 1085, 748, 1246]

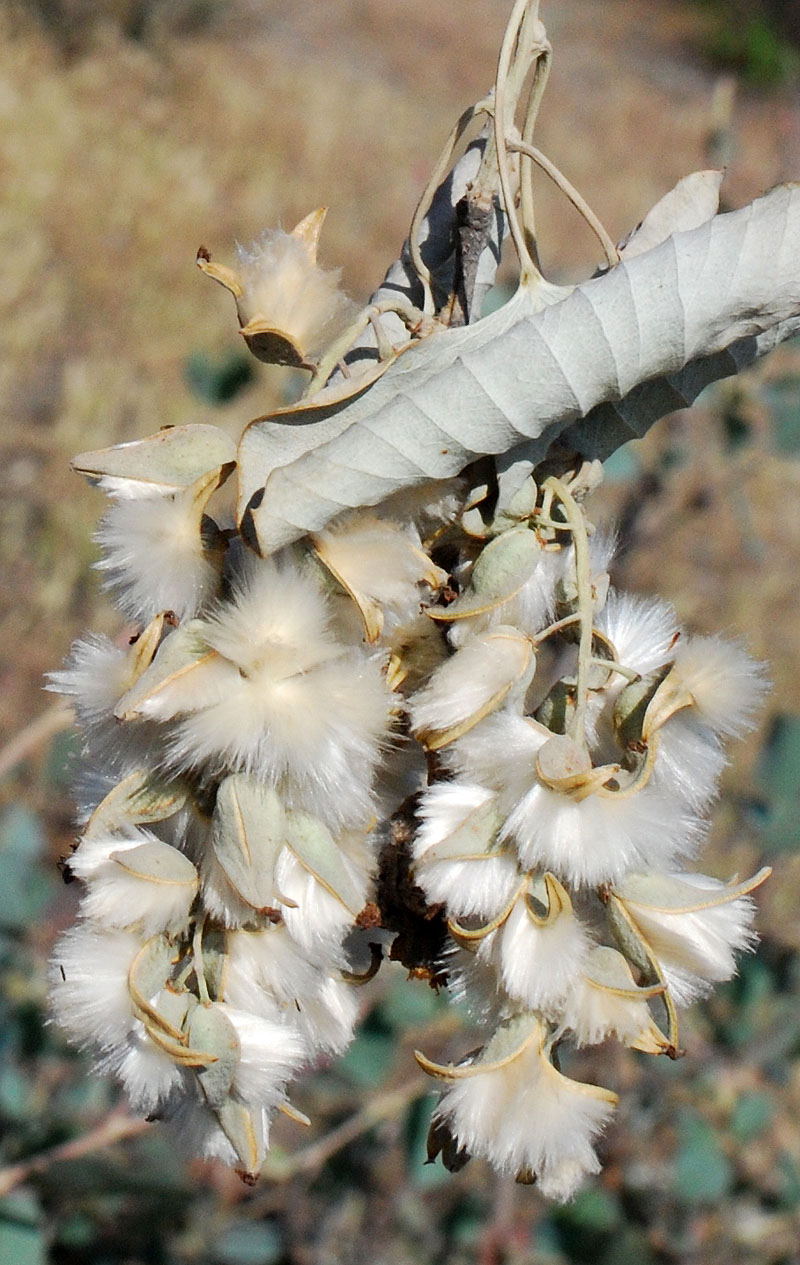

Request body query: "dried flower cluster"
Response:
[49, 407, 769, 1196]
[48, 0, 778, 1201]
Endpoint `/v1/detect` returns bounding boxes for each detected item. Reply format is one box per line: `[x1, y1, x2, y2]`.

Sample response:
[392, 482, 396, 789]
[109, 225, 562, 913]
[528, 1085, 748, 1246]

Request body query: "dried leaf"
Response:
[238, 185, 800, 553]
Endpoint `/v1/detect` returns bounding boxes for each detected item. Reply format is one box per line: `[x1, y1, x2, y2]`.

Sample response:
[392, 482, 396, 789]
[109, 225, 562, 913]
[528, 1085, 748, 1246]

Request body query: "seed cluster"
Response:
[50, 412, 768, 1197]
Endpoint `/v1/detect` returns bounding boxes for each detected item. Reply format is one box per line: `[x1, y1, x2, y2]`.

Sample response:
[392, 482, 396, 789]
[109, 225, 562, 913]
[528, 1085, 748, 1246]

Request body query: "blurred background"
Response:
[2, 1, 800, 1261]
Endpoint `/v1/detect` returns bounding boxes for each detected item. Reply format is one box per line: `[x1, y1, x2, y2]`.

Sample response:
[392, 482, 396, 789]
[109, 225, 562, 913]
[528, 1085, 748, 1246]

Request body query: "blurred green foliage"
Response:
[184, 351, 255, 407]
[693, 0, 800, 86]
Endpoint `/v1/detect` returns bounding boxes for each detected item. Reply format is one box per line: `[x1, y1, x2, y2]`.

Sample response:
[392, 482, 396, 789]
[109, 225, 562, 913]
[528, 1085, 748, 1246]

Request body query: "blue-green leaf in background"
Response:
[0, 805, 56, 931]
[673, 1111, 733, 1205]
[753, 713, 800, 853]
[213, 1220, 283, 1265]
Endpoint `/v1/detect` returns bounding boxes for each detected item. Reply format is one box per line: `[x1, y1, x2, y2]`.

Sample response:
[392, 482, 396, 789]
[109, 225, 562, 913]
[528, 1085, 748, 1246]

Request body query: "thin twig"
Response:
[0, 703, 75, 782]
[260, 1077, 425, 1183]
[507, 138, 619, 268]
[0, 1110, 151, 1198]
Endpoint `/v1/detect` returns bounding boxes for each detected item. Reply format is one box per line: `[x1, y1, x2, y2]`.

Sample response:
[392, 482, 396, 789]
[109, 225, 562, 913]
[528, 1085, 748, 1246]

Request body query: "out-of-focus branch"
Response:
[261, 1077, 425, 1183]
[0, 702, 74, 781]
[0, 1109, 150, 1198]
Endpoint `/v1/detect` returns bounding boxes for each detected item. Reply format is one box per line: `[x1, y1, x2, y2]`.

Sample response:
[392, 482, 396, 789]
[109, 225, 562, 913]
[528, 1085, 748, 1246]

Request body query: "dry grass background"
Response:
[1, 2, 800, 1262]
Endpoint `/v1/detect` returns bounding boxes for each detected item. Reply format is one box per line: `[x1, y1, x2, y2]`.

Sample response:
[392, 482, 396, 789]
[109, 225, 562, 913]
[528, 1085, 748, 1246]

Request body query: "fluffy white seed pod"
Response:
[273, 847, 366, 957]
[448, 713, 702, 887]
[476, 882, 591, 1014]
[114, 1026, 187, 1115]
[658, 636, 768, 739]
[650, 711, 727, 811]
[223, 927, 360, 1057]
[69, 829, 199, 937]
[594, 589, 680, 684]
[430, 1015, 616, 1200]
[49, 633, 168, 777]
[414, 783, 520, 920]
[564, 947, 670, 1052]
[162, 1097, 245, 1167]
[216, 1003, 305, 1108]
[49, 924, 142, 1055]
[409, 627, 535, 749]
[199, 209, 358, 366]
[224, 925, 323, 1009]
[613, 868, 769, 1006]
[312, 516, 446, 643]
[163, 565, 390, 826]
[49, 634, 130, 729]
[236, 226, 357, 358]
[198, 840, 264, 930]
[447, 540, 560, 650]
[95, 488, 222, 623]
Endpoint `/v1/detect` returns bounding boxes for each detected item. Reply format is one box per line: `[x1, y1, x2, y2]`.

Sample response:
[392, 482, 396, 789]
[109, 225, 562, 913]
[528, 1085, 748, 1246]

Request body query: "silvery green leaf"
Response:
[605, 893, 657, 977]
[423, 795, 505, 864]
[212, 775, 285, 911]
[114, 621, 214, 721]
[152, 986, 193, 1033]
[427, 527, 542, 622]
[617, 867, 771, 914]
[216, 1098, 269, 1180]
[108, 838, 198, 888]
[612, 668, 669, 748]
[198, 926, 227, 1002]
[479, 1012, 542, 1067]
[583, 945, 661, 996]
[238, 185, 800, 553]
[617, 169, 724, 259]
[188, 1004, 240, 1108]
[85, 768, 188, 836]
[73, 424, 236, 495]
[128, 934, 175, 1010]
[283, 811, 364, 914]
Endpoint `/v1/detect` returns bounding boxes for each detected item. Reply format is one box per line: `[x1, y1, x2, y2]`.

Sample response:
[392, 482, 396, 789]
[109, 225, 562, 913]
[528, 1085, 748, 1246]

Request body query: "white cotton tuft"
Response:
[414, 783, 520, 920]
[293, 975, 361, 1056]
[313, 516, 446, 637]
[48, 634, 130, 728]
[503, 776, 702, 888]
[217, 1003, 304, 1107]
[651, 711, 727, 811]
[447, 546, 560, 650]
[565, 947, 665, 1049]
[224, 929, 358, 1056]
[449, 713, 701, 886]
[669, 636, 768, 737]
[224, 926, 321, 1010]
[114, 1032, 187, 1115]
[198, 841, 265, 929]
[409, 627, 534, 747]
[235, 226, 358, 359]
[477, 895, 590, 1013]
[70, 829, 198, 936]
[48, 635, 167, 775]
[49, 924, 142, 1054]
[165, 564, 391, 825]
[274, 847, 366, 957]
[444, 712, 549, 806]
[95, 491, 221, 622]
[434, 1019, 616, 1198]
[200, 561, 335, 676]
[594, 589, 680, 683]
[162, 1098, 243, 1167]
[615, 870, 762, 1003]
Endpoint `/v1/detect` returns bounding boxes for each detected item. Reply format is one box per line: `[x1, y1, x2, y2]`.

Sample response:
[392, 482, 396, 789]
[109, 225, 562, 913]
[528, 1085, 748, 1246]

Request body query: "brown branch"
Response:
[0, 703, 75, 781]
[260, 1077, 426, 1184]
[0, 1109, 150, 1198]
